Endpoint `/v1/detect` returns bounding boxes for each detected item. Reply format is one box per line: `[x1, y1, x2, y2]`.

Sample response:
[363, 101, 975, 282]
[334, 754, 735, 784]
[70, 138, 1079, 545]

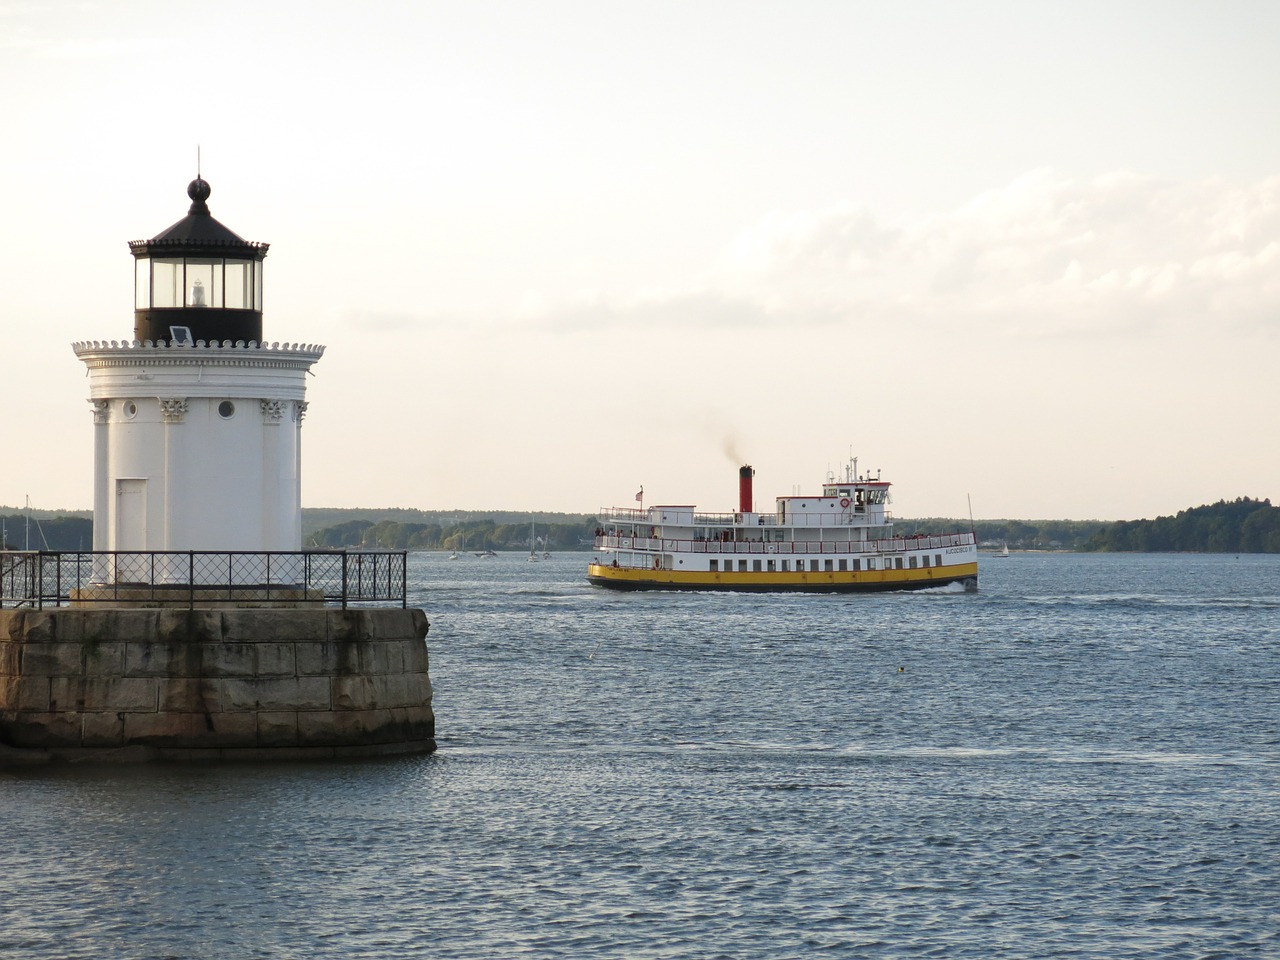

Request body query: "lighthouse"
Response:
[0, 174, 435, 761]
[72, 177, 323, 553]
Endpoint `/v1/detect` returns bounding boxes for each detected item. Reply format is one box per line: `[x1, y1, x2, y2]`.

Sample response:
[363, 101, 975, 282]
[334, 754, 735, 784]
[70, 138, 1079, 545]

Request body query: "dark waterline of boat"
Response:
[3, 552, 1278, 959]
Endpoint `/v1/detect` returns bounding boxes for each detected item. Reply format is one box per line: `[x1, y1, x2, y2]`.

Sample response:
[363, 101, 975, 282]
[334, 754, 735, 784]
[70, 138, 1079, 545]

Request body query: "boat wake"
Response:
[916, 581, 971, 595]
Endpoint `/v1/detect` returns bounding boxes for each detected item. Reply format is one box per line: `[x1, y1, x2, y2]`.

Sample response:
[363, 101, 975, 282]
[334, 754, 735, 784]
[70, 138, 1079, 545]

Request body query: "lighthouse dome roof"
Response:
[128, 178, 269, 259]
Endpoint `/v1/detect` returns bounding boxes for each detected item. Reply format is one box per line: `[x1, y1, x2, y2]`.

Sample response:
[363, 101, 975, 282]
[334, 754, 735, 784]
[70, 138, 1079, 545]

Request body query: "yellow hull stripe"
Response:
[586, 561, 979, 590]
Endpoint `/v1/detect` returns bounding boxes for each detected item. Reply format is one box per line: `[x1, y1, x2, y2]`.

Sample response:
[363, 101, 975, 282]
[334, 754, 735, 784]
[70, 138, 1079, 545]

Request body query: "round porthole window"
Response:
[122, 401, 137, 419]
[218, 401, 236, 419]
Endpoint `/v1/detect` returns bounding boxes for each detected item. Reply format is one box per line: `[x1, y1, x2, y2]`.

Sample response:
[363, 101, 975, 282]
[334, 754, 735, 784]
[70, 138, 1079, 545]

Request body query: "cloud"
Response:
[339, 170, 1280, 343]
[0, 4, 162, 58]
[717, 169, 1280, 338]
[512, 169, 1280, 341]
[341, 309, 440, 333]
[516, 287, 837, 333]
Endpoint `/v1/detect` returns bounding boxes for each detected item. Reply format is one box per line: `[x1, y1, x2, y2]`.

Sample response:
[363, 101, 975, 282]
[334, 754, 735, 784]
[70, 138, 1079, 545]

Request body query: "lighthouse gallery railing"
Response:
[0, 550, 408, 610]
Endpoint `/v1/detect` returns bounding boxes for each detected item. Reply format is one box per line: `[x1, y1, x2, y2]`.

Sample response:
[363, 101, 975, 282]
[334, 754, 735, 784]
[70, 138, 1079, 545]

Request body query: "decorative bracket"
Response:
[158, 398, 189, 424]
[261, 399, 287, 422]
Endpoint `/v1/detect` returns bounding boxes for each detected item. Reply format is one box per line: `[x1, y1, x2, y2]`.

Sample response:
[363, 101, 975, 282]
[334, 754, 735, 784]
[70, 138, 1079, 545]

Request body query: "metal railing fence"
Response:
[0, 550, 407, 610]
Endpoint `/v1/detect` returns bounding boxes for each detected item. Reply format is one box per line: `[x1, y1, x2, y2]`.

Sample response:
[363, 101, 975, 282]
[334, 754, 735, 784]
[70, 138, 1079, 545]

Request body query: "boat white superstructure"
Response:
[587, 460, 978, 593]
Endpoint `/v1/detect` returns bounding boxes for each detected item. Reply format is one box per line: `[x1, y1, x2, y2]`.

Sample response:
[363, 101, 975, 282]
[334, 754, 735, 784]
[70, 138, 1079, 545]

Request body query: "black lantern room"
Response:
[129, 178, 269, 344]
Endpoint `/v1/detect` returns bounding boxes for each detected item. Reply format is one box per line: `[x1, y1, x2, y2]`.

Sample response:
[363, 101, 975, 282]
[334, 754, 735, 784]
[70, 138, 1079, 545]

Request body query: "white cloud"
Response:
[513, 170, 1280, 341]
[0, 0, 166, 60]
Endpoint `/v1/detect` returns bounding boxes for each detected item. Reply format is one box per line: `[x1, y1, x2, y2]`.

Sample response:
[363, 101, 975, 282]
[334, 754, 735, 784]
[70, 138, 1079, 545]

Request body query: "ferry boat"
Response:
[587, 460, 978, 593]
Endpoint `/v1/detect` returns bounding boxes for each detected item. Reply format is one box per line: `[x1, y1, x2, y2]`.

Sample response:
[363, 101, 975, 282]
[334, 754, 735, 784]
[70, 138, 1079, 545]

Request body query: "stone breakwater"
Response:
[0, 607, 435, 762]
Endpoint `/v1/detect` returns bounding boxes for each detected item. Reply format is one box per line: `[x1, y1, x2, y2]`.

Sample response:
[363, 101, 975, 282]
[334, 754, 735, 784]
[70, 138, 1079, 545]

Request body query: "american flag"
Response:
[635, 488, 643, 502]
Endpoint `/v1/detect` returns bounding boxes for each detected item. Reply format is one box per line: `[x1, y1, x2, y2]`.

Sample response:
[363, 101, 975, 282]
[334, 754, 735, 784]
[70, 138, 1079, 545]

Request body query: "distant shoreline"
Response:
[5, 498, 1276, 554]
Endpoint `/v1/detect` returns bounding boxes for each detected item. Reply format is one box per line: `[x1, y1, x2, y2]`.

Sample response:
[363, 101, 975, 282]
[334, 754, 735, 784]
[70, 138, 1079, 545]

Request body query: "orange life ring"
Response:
[840, 497, 851, 508]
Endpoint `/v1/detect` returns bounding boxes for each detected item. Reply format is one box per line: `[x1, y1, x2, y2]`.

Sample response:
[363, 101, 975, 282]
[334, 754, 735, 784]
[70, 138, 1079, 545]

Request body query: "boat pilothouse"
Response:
[587, 457, 979, 593]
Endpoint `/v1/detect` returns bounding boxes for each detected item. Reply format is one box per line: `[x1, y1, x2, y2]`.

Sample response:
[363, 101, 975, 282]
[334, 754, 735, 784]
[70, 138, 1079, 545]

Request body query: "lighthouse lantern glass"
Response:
[186, 260, 221, 308]
[134, 257, 259, 311]
[224, 260, 253, 309]
[151, 258, 183, 309]
[134, 258, 151, 310]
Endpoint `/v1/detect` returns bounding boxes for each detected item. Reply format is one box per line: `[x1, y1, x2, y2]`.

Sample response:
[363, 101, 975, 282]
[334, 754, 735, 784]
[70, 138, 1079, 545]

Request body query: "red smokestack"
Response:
[738, 464, 754, 513]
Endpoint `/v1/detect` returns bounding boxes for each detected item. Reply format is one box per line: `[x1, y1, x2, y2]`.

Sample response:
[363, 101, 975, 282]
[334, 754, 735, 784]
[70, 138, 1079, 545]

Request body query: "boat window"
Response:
[909, 556, 918, 569]
[838, 559, 847, 571]
[753, 560, 762, 572]
[922, 555, 930, 567]
[895, 558, 904, 569]
[767, 560, 776, 572]
[739, 560, 747, 572]
[936, 554, 943, 566]
[852, 559, 860, 571]
[709, 560, 718, 572]
[824, 559, 833, 572]
[781, 560, 789, 571]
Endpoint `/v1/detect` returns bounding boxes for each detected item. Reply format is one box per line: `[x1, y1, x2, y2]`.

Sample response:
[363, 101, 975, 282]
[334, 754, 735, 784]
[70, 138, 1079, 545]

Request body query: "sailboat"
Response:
[998, 542, 1010, 558]
[527, 520, 539, 562]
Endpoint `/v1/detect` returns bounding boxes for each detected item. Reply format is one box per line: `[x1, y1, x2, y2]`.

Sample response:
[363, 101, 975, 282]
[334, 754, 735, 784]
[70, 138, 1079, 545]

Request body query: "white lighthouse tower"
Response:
[72, 177, 323, 554]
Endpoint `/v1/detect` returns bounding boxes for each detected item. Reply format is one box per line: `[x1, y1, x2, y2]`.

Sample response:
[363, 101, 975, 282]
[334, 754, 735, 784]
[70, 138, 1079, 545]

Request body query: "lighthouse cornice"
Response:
[72, 340, 326, 369]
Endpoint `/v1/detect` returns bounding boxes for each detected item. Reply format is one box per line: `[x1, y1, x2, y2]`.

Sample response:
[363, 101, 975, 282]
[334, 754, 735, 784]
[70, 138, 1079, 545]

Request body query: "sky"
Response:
[2, 0, 1278, 521]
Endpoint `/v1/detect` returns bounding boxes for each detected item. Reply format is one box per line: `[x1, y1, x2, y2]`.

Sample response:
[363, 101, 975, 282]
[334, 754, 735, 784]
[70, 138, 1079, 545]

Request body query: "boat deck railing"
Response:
[598, 508, 895, 527]
[0, 550, 408, 610]
[594, 532, 974, 556]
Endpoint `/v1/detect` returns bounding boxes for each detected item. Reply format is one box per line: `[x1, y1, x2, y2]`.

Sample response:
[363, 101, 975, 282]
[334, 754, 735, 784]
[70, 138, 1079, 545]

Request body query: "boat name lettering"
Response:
[945, 546, 972, 554]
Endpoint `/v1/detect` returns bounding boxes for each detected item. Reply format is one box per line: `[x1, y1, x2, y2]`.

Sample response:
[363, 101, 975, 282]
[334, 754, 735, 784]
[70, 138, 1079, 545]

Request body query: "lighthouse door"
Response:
[115, 478, 148, 553]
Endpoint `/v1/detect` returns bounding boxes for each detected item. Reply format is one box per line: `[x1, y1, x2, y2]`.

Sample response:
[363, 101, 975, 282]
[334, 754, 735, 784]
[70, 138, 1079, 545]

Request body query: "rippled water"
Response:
[3, 553, 1278, 959]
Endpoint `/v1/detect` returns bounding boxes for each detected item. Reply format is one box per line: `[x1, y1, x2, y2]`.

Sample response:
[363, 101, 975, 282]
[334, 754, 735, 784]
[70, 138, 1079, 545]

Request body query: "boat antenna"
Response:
[967, 493, 976, 539]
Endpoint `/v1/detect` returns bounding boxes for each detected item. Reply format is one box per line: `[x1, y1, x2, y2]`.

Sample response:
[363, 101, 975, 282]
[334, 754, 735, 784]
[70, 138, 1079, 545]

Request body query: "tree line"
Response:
[1080, 498, 1280, 553]
[6, 498, 1278, 553]
[904, 518, 1110, 551]
[0, 513, 93, 551]
[306, 517, 598, 551]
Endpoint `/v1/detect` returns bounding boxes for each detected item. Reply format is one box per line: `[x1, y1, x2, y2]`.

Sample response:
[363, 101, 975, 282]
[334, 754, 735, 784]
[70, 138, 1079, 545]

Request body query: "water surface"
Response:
[3, 552, 1277, 958]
